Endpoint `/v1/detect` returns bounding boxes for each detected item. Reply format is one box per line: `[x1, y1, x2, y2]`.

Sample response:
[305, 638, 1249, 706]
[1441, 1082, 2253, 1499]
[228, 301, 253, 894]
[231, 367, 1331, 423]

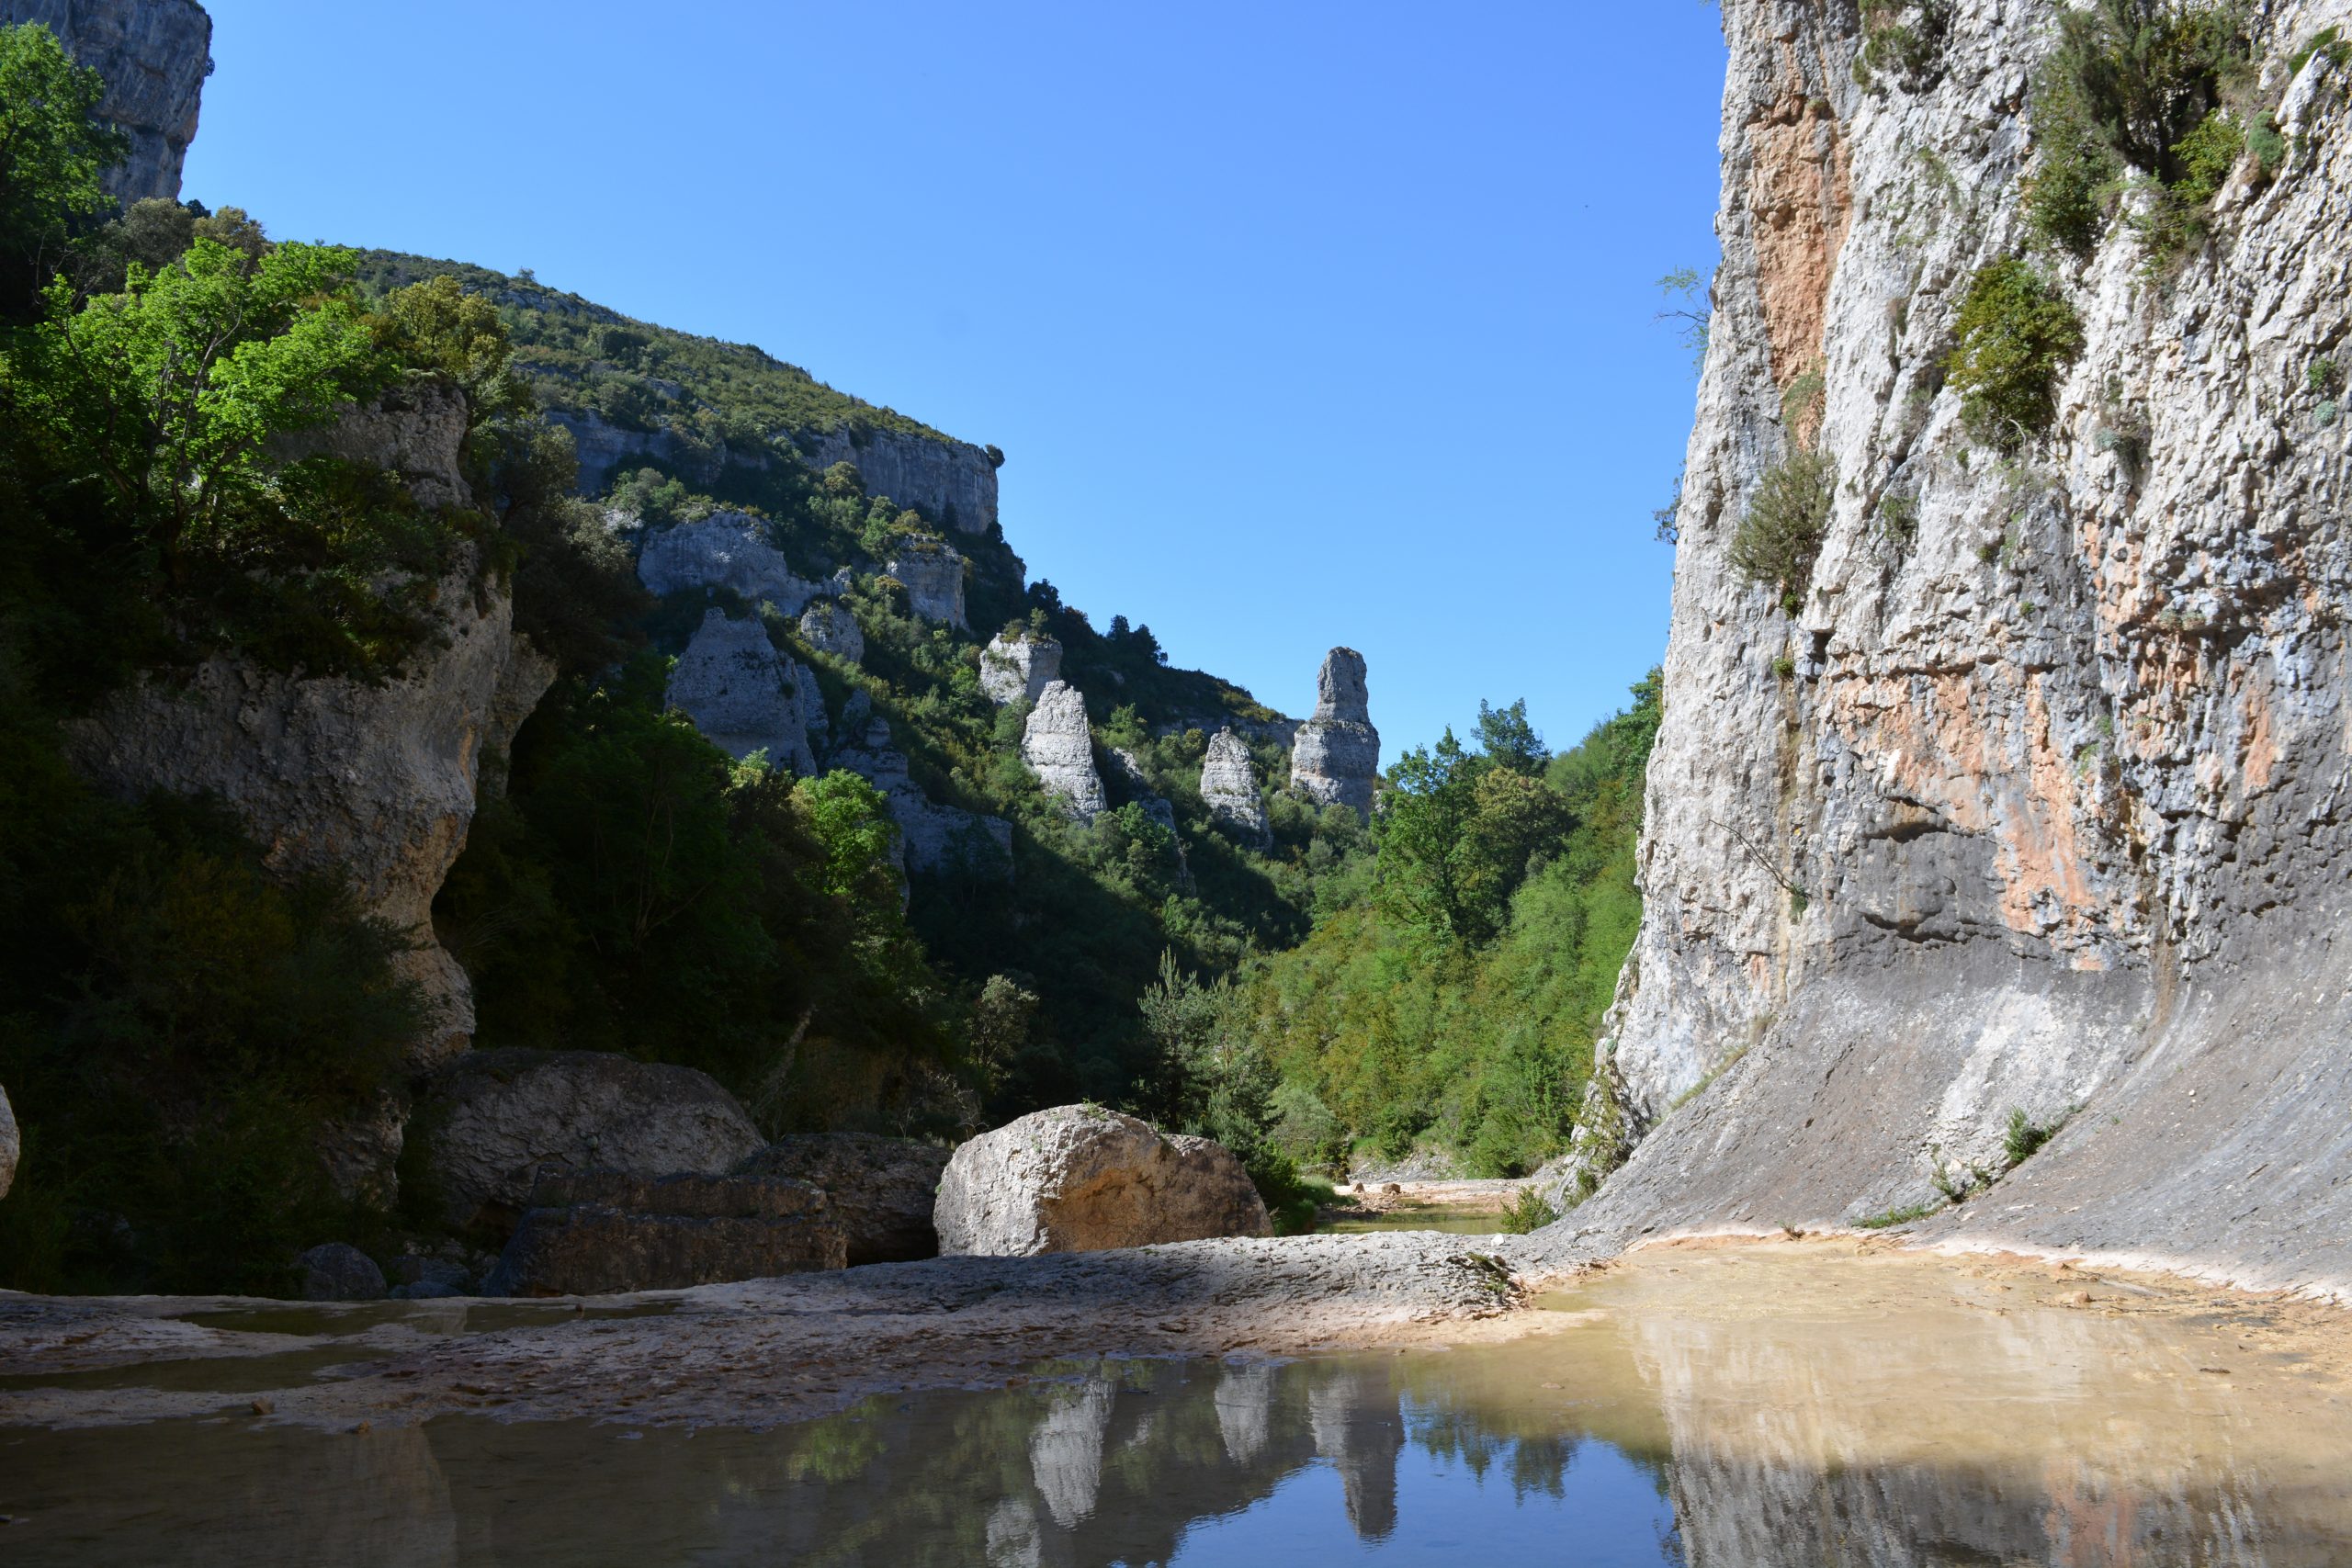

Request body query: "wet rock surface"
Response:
[483, 1169, 846, 1295]
[735, 1133, 950, 1265]
[935, 1106, 1272, 1257]
[413, 1049, 764, 1236]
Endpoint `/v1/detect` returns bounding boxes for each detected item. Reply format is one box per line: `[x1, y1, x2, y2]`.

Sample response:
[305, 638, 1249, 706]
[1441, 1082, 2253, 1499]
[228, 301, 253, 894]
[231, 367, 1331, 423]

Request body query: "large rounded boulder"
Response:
[413, 1049, 763, 1235]
[933, 1105, 1271, 1257]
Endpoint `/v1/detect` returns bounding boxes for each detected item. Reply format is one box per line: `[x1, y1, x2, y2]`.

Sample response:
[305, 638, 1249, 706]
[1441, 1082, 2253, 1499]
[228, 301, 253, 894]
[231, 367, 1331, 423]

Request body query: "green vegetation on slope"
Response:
[1144, 679, 1661, 1182]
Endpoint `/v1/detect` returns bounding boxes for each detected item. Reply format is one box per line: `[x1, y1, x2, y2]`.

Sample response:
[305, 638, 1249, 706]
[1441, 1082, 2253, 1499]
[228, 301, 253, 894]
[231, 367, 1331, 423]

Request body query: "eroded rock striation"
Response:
[1021, 681, 1107, 819]
[1287, 648, 1379, 817]
[1200, 728, 1272, 848]
[414, 1049, 764, 1236]
[884, 536, 968, 628]
[2, 0, 211, 203]
[798, 426, 1000, 536]
[1556, 0, 2352, 1299]
[735, 1134, 951, 1265]
[664, 609, 821, 774]
[979, 630, 1062, 705]
[934, 1105, 1272, 1257]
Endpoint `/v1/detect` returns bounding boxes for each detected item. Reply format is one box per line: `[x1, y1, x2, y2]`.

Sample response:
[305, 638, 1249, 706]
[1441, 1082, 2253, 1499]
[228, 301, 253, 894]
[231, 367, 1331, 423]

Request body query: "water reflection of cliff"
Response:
[17, 1262, 2352, 1567]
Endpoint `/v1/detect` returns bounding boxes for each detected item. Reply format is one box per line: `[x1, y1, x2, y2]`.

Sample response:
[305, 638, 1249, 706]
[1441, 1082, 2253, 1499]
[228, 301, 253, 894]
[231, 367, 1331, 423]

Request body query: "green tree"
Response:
[0, 22, 126, 316]
[16, 238, 390, 579]
[1475, 697, 1548, 773]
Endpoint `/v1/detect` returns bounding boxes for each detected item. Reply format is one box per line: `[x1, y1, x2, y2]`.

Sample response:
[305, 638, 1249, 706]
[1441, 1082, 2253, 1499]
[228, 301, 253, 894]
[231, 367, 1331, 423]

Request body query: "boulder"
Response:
[482, 1168, 845, 1296]
[663, 608, 821, 773]
[1200, 728, 1272, 848]
[798, 599, 865, 662]
[735, 1134, 951, 1264]
[0, 1083, 17, 1201]
[1288, 648, 1379, 818]
[933, 1106, 1272, 1257]
[884, 537, 968, 628]
[636, 511, 825, 614]
[1022, 682, 1107, 820]
[299, 1243, 386, 1303]
[414, 1049, 764, 1235]
[979, 632, 1062, 705]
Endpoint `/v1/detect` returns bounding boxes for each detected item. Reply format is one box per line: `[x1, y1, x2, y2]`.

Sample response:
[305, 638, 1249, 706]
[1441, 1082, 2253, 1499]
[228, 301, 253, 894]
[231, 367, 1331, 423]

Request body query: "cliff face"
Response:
[1574, 0, 2352, 1296]
[2, 0, 210, 202]
[68, 389, 554, 1072]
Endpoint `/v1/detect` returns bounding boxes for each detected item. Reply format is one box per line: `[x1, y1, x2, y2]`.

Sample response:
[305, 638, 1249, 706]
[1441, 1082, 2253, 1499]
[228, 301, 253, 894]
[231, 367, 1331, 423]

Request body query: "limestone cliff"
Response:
[1287, 648, 1379, 817]
[2, 0, 210, 202]
[797, 427, 1001, 536]
[664, 608, 821, 774]
[1569, 0, 2352, 1299]
[67, 389, 553, 1075]
[885, 536, 968, 628]
[979, 630, 1062, 705]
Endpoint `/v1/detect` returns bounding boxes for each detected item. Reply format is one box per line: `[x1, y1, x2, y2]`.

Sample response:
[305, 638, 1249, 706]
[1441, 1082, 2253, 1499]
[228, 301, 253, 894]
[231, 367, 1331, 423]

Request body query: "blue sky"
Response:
[184, 2, 1726, 757]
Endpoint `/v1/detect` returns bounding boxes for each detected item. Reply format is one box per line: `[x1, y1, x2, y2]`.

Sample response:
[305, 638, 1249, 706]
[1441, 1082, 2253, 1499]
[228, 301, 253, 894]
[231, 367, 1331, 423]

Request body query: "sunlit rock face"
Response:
[1, 0, 211, 203]
[933, 1105, 1272, 1256]
[979, 631, 1062, 705]
[1021, 682, 1108, 819]
[1200, 728, 1272, 848]
[1288, 648, 1379, 817]
[663, 609, 821, 774]
[884, 536, 968, 628]
[1565, 0, 2352, 1296]
[797, 426, 1000, 536]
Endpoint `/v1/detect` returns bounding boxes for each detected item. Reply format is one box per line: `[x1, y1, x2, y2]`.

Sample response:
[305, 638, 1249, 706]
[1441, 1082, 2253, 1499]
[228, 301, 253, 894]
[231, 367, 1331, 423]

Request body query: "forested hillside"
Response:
[0, 15, 1659, 1289]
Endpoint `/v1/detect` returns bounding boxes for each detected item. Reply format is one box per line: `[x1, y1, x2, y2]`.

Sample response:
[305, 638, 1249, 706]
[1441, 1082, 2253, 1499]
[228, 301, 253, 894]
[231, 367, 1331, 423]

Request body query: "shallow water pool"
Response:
[6, 1246, 2350, 1565]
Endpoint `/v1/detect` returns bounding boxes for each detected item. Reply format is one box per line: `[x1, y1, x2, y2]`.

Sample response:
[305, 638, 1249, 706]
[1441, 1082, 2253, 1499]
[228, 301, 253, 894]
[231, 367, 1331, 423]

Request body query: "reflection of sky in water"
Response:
[12, 1248, 2352, 1566]
[1169, 1430, 1677, 1567]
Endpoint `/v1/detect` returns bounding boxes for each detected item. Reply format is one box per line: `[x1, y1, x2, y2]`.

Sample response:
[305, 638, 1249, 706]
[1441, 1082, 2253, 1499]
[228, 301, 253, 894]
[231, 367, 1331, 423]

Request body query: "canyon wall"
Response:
[2, 0, 210, 202]
[1566, 0, 2352, 1298]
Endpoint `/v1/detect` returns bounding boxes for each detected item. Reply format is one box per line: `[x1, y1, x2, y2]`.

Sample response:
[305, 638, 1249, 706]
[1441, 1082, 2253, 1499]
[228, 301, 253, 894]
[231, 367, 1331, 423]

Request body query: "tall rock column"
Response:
[1200, 728, 1272, 848]
[1288, 648, 1379, 817]
[1022, 681, 1107, 819]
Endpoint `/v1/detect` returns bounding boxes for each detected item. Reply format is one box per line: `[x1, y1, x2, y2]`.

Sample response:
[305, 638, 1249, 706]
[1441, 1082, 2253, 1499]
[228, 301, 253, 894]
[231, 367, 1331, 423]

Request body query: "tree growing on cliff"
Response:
[0, 22, 126, 319]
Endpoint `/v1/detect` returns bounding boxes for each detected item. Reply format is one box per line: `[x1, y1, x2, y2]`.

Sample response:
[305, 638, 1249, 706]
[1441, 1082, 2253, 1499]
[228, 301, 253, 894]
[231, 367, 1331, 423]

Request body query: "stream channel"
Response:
[6, 1245, 2349, 1564]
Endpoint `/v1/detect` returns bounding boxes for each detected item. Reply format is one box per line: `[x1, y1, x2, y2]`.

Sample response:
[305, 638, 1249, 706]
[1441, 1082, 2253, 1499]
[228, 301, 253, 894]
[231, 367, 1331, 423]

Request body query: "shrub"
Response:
[1947, 259, 2085, 449]
[1729, 448, 1837, 611]
[1497, 1185, 1560, 1235]
[1855, 0, 1953, 89]
[2025, 1, 2255, 259]
[2004, 1106, 2064, 1165]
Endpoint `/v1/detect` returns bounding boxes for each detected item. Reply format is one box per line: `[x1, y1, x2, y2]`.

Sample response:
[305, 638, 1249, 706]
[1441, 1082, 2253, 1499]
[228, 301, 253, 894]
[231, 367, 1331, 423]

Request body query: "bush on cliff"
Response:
[1948, 258, 2085, 450]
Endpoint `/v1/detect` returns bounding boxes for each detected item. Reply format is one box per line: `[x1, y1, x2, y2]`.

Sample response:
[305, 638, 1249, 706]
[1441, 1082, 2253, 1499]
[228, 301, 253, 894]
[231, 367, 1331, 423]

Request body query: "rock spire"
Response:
[1022, 681, 1107, 819]
[1288, 648, 1379, 817]
[1200, 728, 1271, 848]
